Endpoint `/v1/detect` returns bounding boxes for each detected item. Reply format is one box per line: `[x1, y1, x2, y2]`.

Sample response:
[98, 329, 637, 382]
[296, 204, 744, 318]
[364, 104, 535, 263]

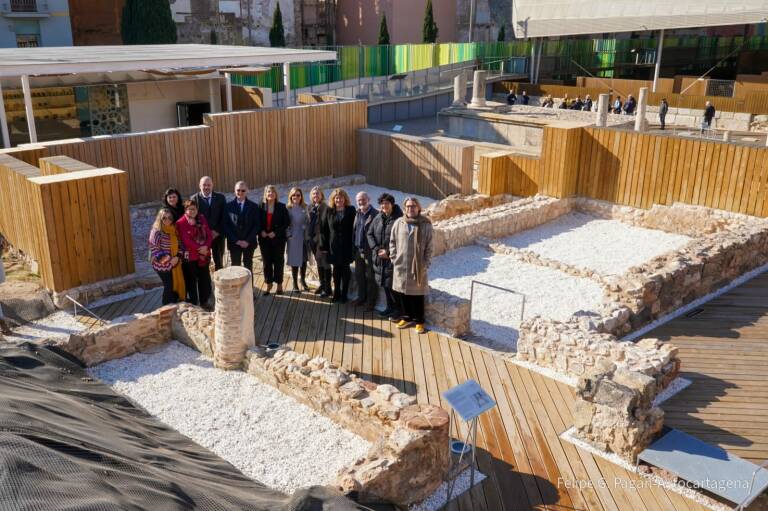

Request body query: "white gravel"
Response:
[88, 341, 372, 494]
[4, 310, 86, 343]
[410, 468, 487, 511]
[429, 246, 604, 350]
[499, 212, 691, 276]
[321, 184, 435, 211]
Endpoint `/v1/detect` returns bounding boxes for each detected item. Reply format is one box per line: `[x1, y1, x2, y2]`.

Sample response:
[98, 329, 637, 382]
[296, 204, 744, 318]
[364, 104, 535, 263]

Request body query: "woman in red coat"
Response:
[177, 199, 213, 307]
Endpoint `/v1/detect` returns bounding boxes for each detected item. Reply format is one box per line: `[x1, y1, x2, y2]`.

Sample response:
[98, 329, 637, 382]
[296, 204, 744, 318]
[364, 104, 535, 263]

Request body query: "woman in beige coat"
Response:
[389, 197, 433, 334]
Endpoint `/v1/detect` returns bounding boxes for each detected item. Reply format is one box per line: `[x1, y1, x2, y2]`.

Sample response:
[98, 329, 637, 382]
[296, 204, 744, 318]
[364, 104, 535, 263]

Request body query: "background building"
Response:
[68, 0, 123, 45]
[0, 0, 73, 48]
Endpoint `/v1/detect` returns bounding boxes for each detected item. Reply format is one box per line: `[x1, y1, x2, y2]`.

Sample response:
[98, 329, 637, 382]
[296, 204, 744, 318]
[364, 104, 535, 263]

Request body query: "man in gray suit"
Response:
[191, 176, 227, 270]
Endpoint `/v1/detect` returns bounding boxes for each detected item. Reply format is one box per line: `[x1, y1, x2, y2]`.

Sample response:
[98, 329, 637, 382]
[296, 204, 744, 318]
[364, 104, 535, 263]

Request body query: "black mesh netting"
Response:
[0, 342, 370, 511]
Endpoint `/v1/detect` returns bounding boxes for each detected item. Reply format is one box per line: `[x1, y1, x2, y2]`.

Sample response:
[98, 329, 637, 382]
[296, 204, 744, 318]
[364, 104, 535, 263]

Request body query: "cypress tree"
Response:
[422, 0, 438, 43]
[269, 2, 286, 47]
[121, 0, 177, 45]
[497, 24, 505, 42]
[377, 14, 390, 45]
[210, 29, 218, 45]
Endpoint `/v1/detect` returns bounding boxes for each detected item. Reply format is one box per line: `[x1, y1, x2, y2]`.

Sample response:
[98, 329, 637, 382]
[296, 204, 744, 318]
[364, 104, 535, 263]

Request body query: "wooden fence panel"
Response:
[38, 155, 97, 176]
[356, 129, 474, 198]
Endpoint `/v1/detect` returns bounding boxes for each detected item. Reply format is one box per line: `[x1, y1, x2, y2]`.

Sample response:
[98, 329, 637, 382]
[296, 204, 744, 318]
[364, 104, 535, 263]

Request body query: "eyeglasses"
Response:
[405, 205, 418, 208]
[236, 189, 246, 192]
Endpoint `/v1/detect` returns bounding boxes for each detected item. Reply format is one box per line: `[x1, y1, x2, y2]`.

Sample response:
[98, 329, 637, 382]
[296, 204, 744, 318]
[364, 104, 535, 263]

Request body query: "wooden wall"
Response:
[3, 100, 368, 205]
[38, 155, 97, 176]
[478, 125, 768, 218]
[356, 129, 474, 198]
[0, 154, 134, 291]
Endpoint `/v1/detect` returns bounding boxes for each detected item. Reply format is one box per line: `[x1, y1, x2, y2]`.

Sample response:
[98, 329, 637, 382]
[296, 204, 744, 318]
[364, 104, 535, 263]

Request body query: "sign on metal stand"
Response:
[442, 379, 496, 504]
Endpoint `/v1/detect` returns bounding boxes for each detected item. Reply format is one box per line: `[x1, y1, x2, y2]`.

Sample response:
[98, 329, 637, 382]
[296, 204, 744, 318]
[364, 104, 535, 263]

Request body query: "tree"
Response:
[121, 0, 177, 45]
[269, 2, 286, 47]
[377, 14, 390, 45]
[422, 0, 439, 43]
[497, 24, 506, 42]
[210, 29, 218, 45]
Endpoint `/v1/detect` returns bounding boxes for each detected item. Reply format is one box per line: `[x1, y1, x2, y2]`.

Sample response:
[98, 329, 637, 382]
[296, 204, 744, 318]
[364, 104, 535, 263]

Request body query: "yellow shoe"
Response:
[415, 323, 427, 334]
[397, 319, 413, 329]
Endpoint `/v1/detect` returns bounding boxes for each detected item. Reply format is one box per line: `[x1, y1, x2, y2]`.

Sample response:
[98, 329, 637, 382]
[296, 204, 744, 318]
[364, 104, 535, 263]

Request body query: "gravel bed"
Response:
[499, 212, 691, 276]
[4, 310, 85, 343]
[88, 341, 372, 494]
[429, 246, 604, 350]
[410, 468, 487, 511]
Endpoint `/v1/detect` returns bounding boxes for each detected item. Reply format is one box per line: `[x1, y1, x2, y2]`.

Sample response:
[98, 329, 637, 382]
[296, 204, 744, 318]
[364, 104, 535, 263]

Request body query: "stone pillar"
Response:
[469, 70, 487, 108]
[634, 87, 648, 132]
[723, 131, 731, 143]
[452, 71, 466, 106]
[213, 266, 254, 369]
[596, 93, 610, 127]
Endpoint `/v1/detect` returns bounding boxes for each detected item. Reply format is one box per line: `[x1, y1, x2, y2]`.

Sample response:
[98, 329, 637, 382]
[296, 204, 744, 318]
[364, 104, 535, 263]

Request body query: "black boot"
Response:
[340, 269, 350, 304]
[291, 267, 300, 292]
[322, 268, 333, 297]
[300, 263, 310, 291]
[314, 267, 325, 295]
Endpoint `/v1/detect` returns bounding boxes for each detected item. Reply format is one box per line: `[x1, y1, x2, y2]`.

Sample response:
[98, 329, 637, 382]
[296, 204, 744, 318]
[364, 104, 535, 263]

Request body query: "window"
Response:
[14, 20, 41, 48]
[16, 35, 40, 47]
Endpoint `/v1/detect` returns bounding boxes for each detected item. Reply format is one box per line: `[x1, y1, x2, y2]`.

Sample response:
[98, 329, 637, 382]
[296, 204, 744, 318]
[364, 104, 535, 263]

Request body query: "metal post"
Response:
[468, 0, 476, 43]
[529, 39, 537, 84]
[652, 29, 664, 93]
[20, 75, 37, 144]
[535, 39, 543, 84]
[0, 82, 10, 148]
[283, 62, 292, 107]
[224, 73, 233, 112]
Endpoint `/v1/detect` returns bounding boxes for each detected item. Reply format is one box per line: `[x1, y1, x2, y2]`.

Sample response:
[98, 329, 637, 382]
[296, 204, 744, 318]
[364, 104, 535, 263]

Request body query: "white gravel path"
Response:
[4, 310, 85, 343]
[88, 341, 371, 494]
[429, 246, 604, 350]
[499, 212, 691, 276]
[321, 184, 435, 210]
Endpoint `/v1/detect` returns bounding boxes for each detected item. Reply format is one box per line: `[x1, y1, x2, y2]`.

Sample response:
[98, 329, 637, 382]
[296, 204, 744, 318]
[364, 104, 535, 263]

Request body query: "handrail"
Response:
[470, 280, 526, 323]
[737, 459, 768, 510]
[64, 294, 104, 323]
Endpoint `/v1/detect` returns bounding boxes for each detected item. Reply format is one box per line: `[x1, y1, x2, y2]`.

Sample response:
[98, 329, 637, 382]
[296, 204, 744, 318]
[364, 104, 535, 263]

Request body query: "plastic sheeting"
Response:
[0, 342, 361, 511]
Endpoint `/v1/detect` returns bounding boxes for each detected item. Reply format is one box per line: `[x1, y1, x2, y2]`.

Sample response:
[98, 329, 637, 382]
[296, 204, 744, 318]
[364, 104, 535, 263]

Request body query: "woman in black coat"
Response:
[320, 188, 356, 303]
[259, 185, 290, 295]
[162, 188, 185, 222]
[366, 193, 403, 319]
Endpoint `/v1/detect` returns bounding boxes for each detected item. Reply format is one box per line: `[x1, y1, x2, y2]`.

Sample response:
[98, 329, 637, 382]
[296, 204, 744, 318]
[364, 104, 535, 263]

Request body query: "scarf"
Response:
[162, 224, 186, 301]
[404, 215, 430, 287]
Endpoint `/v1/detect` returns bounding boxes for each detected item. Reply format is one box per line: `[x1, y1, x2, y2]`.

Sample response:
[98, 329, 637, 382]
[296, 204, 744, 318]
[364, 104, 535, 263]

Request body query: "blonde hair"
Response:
[263, 184, 278, 203]
[151, 208, 174, 232]
[328, 188, 351, 208]
[309, 186, 325, 203]
[287, 187, 306, 208]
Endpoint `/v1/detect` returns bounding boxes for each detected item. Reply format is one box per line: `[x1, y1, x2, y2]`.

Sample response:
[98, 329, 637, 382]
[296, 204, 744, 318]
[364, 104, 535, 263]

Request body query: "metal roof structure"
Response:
[512, 0, 768, 38]
[0, 44, 336, 78]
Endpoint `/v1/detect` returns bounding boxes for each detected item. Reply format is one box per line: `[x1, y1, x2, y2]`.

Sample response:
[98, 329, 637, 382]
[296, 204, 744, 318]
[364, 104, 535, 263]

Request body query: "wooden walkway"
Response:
[650, 271, 768, 466]
[75, 288, 163, 330]
[249, 272, 714, 511]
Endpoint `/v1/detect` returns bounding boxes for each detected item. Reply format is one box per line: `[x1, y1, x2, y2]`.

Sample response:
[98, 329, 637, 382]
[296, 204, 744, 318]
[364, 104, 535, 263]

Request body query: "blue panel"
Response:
[395, 101, 409, 121]
[423, 96, 436, 116]
[368, 105, 381, 124]
[381, 103, 395, 123]
[638, 429, 768, 506]
[409, 99, 423, 118]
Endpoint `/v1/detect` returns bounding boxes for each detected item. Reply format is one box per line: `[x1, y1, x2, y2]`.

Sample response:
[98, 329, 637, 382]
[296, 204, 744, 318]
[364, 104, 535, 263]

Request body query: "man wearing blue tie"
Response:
[223, 181, 261, 275]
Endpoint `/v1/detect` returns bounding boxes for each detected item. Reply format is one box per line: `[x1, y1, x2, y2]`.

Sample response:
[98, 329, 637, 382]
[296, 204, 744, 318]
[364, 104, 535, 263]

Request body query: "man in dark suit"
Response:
[191, 176, 227, 271]
[224, 181, 261, 275]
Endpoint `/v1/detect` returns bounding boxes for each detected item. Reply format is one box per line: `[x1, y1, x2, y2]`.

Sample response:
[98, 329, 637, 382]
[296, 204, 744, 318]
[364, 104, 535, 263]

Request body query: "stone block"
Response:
[593, 379, 638, 413]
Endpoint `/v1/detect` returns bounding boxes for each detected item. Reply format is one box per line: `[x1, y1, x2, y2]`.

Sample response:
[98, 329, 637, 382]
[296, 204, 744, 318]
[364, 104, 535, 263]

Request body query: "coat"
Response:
[286, 204, 309, 267]
[353, 206, 378, 260]
[176, 213, 213, 266]
[308, 202, 330, 268]
[367, 205, 403, 288]
[190, 191, 226, 234]
[389, 215, 433, 296]
[223, 198, 261, 250]
[320, 205, 356, 266]
[259, 201, 290, 240]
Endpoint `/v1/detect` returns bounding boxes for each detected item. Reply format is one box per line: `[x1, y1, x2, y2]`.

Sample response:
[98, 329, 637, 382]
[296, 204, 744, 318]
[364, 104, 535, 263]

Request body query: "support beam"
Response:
[652, 29, 664, 93]
[596, 93, 610, 127]
[20, 75, 37, 144]
[224, 72, 233, 112]
[468, 0, 476, 43]
[209, 78, 219, 113]
[0, 82, 10, 148]
[283, 62, 292, 107]
[635, 87, 648, 132]
[529, 39, 537, 83]
[535, 39, 543, 84]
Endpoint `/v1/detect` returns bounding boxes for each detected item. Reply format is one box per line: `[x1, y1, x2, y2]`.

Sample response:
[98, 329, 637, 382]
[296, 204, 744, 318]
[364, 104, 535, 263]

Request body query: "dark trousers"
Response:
[210, 235, 225, 271]
[659, 113, 666, 130]
[182, 261, 212, 306]
[259, 238, 286, 285]
[397, 292, 425, 324]
[354, 251, 378, 307]
[384, 286, 399, 312]
[156, 269, 177, 305]
[332, 264, 351, 300]
[229, 244, 256, 274]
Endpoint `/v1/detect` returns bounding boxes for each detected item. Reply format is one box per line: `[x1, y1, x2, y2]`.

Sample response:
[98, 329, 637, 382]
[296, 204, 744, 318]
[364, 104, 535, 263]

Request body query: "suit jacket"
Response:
[353, 206, 378, 259]
[224, 198, 261, 249]
[259, 201, 290, 241]
[320, 206, 356, 266]
[190, 191, 226, 234]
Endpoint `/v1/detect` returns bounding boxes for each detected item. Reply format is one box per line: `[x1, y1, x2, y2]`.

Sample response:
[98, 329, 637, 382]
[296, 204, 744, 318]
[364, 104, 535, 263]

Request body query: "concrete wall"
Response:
[336, 0, 457, 44]
[0, 0, 73, 48]
[127, 79, 222, 133]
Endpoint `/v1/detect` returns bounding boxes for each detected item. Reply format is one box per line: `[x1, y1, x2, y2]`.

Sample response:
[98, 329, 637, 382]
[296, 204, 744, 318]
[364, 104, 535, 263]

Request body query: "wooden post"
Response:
[0, 82, 10, 148]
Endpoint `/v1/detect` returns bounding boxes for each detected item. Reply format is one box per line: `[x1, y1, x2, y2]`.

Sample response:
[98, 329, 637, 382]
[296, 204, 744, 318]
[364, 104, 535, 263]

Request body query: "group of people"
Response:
[148, 178, 434, 333]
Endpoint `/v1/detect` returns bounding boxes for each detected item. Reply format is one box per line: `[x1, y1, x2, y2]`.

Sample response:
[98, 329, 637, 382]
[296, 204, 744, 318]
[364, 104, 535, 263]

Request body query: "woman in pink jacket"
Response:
[177, 199, 213, 307]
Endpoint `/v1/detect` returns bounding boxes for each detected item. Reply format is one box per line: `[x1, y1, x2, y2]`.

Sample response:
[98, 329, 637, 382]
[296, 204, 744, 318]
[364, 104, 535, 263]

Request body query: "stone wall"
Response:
[244, 347, 450, 506]
[645, 105, 753, 131]
[424, 193, 517, 223]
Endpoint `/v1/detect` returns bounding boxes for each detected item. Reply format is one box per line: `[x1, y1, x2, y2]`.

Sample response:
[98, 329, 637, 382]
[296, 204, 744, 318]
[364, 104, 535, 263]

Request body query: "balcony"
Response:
[1, 0, 49, 17]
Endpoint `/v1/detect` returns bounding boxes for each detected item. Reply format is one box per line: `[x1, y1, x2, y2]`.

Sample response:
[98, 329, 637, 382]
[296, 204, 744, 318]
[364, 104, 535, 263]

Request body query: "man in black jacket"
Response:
[223, 181, 261, 275]
[191, 176, 227, 271]
[353, 191, 379, 311]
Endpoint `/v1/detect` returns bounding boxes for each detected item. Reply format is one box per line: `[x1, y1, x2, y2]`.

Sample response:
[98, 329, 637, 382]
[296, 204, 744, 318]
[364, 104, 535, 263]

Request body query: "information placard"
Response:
[442, 380, 496, 422]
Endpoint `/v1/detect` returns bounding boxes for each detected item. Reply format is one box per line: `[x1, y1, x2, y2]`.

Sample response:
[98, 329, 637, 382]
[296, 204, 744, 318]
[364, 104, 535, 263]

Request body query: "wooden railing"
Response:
[0, 154, 133, 291]
[4, 100, 368, 205]
[356, 129, 474, 199]
[479, 126, 768, 217]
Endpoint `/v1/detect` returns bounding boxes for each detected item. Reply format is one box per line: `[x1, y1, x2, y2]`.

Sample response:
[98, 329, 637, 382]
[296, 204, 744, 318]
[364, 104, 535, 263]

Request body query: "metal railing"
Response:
[64, 294, 104, 324]
[10, 0, 37, 12]
[469, 280, 526, 324]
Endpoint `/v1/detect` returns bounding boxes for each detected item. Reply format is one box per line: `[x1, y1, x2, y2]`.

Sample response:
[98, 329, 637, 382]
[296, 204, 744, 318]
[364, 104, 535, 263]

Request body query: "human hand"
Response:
[268, 232, 276, 239]
[377, 249, 388, 259]
[198, 246, 209, 255]
[236, 240, 249, 248]
[170, 256, 179, 266]
[260, 231, 268, 238]
[211, 230, 219, 239]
